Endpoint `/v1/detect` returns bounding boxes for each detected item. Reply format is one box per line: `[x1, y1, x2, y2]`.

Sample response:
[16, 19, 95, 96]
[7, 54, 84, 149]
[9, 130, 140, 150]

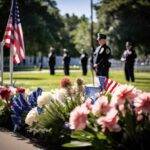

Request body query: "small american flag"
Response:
[98, 76, 120, 94]
[3, 0, 25, 64]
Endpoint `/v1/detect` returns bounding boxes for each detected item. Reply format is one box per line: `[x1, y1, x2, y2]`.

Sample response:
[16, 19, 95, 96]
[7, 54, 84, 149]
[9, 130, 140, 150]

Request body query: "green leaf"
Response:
[97, 132, 107, 140]
[63, 141, 92, 148]
[0, 100, 5, 110]
[71, 130, 94, 141]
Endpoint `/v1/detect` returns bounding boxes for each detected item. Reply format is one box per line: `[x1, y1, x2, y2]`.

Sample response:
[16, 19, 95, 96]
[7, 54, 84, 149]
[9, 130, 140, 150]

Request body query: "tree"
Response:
[60, 14, 91, 56]
[95, 0, 150, 58]
[0, 0, 64, 56]
[71, 20, 91, 54]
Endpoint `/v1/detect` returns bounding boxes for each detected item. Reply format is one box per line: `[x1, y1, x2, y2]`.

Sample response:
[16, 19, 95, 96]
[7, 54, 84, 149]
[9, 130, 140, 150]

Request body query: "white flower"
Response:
[25, 88, 31, 95]
[52, 88, 67, 102]
[37, 92, 52, 108]
[25, 107, 38, 126]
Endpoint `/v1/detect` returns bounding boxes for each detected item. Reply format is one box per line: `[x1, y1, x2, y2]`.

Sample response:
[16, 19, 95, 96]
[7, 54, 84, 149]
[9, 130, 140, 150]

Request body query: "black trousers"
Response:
[49, 65, 55, 75]
[124, 64, 135, 82]
[81, 64, 87, 75]
[64, 65, 70, 75]
[96, 67, 109, 78]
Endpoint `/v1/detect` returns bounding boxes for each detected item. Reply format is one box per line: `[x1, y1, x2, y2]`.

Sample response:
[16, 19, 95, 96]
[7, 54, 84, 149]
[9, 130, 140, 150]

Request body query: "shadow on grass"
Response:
[135, 81, 150, 84]
[13, 77, 45, 80]
[136, 77, 150, 81]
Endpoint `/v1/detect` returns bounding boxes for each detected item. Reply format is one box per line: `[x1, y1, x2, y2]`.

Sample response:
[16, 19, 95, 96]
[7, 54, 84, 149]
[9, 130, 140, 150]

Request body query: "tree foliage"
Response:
[58, 14, 81, 56]
[0, 0, 92, 57]
[0, 0, 64, 55]
[96, 0, 150, 58]
[71, 20, 91, 54]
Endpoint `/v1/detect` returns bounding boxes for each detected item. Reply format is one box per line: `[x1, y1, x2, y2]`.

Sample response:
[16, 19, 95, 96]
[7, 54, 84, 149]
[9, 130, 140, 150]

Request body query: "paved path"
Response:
[0, 129, 43, 150]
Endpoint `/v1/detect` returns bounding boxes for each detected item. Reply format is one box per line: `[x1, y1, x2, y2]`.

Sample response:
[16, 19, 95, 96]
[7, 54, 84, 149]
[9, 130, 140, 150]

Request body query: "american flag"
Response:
[98, 76, 120, 94]
[3, 0, 25, 64]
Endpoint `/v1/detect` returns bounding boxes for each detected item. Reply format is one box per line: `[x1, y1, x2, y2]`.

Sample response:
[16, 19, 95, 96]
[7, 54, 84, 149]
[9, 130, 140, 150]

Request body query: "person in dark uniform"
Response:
[39, 55, 43, 71]
[63, 49, 70, 75]
[121, 41, 137, 82]
[48, 47, 56, 75]
[93, 33, 111, 78]
[80, 49, 88, 75]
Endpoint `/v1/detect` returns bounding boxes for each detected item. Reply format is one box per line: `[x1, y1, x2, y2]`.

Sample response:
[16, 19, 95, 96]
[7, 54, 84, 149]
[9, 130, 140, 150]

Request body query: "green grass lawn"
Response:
[3, 70, 150, 92]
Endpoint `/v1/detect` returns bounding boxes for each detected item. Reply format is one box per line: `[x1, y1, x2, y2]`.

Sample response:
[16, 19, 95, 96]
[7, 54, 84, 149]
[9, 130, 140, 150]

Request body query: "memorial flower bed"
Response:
[0, 86, 26, 128]
[64, 84, 150, 150]
[0, 77, 150, 149]
[25, 78, 85, 147]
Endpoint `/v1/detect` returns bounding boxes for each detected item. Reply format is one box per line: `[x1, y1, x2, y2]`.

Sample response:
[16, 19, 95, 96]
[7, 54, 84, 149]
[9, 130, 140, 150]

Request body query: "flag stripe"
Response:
[109, 82, 118, 93]
[3, 0, 25, 64]
[105, 78, 119, 94]
[98, 76, 119, 94]
[105, 79, 113, 91]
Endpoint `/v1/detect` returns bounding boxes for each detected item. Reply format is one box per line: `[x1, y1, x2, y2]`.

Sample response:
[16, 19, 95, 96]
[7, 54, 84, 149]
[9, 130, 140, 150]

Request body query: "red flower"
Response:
[60, 77, 72, 88]
[16, 87, 25, 94]
[0, 87, 11, 101]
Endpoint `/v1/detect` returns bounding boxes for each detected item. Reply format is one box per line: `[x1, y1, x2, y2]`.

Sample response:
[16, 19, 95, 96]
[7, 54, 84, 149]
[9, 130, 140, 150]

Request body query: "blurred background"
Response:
[0, 0, 150, 71]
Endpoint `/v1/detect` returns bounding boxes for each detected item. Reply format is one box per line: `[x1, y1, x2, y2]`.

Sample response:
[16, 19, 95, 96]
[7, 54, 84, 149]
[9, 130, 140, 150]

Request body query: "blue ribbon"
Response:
[11, 87, 43, 132]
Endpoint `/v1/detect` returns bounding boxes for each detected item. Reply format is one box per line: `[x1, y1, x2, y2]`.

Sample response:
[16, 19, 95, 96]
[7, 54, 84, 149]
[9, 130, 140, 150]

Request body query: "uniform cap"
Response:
[63, 48, 68, 52]
[126, 41, 132, 47]
[97, 33, 106, 40]
[50, 47, 55, 51]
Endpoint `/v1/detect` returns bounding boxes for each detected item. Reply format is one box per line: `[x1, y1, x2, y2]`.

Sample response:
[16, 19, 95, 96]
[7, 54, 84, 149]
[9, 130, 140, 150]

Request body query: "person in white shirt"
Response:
[121, 41, 137, 82]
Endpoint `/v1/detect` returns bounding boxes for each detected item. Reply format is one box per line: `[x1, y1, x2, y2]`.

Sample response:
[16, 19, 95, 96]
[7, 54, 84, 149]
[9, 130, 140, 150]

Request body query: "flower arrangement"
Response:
[25, 77, 85, 127]
[24, 77, 85, 148]
[0, 86, 26, 128]
[1, 77, 149, 149]
[72, 78, 85, 96]
[64, 84, 150, 150]
[11, 88, 43, 131]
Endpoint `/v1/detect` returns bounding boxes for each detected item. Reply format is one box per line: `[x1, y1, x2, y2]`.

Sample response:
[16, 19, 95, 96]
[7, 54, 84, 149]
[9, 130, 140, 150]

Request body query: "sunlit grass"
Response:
[3, 70, 150, 92]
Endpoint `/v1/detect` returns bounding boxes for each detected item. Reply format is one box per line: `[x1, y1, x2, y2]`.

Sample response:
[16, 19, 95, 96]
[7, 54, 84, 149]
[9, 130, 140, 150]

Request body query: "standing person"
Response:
[93, 33, 111, 78]
[80, 49, 88, 75]
[63, 49, 70, 75]
[48, 47, 56, 75]
[39, 55, 43, 71]
[121, 41, 137, 82]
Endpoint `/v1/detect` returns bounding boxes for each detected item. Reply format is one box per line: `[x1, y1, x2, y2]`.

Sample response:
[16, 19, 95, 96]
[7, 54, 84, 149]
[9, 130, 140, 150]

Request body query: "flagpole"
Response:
[9, 0, 14, 86]
[3, 0, 25, 87]
[0, 41, 4, 85]
[10, 47, 13, 86]
[91, 0, 95, 86]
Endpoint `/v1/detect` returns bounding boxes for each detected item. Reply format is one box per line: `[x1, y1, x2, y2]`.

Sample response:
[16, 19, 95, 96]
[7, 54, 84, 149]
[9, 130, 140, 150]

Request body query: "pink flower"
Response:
[134, 92, 150, 114]
[136, 114, 143, 121]
[92, 96, 110, 116]
[8, 86, 17, 95]
[82, 98, 93, 111]
[97, 108, 121, 132]
[69, 106, 88, 130]
[111, 84, 137, 107]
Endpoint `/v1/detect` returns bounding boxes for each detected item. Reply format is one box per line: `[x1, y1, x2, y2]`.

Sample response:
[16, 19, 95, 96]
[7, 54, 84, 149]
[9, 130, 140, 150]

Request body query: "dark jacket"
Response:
[93, 44, 111, 68]
[80, 53, 88, 66]
[63, 53, 70, 66]
[122, 49, 137, 65]
[48, 52, 56, 66]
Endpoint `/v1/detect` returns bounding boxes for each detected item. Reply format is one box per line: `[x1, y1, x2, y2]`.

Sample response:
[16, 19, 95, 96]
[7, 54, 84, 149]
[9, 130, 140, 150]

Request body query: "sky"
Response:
[56, 0, 98, 21]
